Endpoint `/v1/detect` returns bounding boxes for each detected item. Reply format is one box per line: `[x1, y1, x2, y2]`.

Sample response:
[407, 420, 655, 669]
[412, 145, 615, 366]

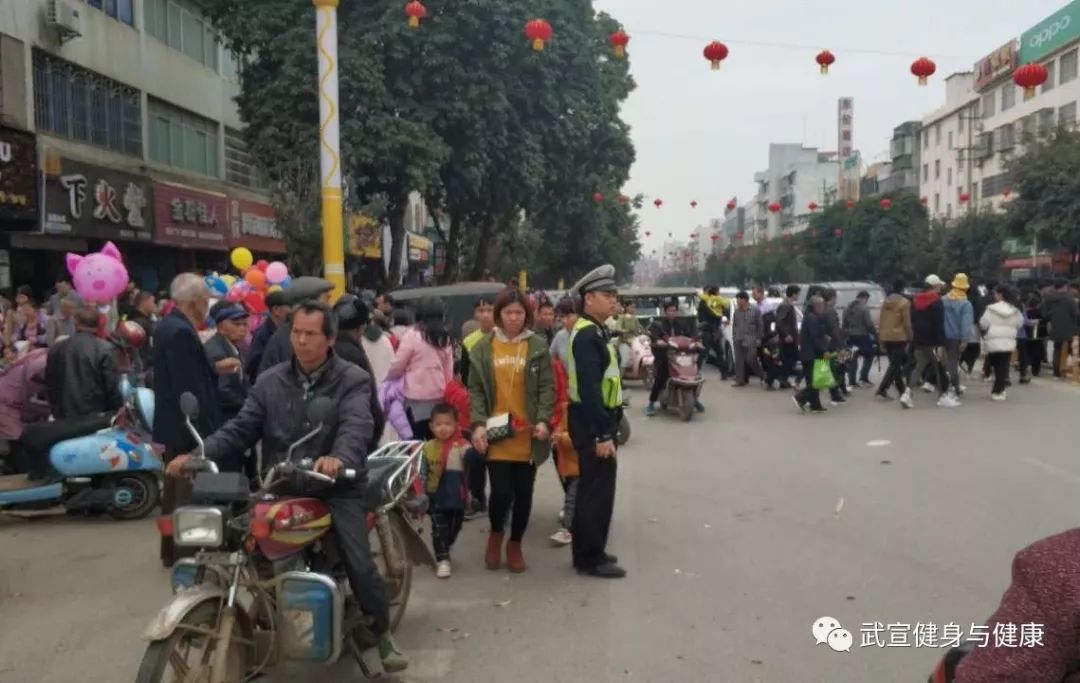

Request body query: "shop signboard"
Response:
[228, 197, 285, 253]
[43, 157, 152, 241]
[0, 126, 37, 225]
[1020, 0, 1080, 65]
[408, 232, 431, 263]
[974, 40, 1018, 91]
[153, 181, 228, 250]
[837, 97, 854, 160]
[348, 213, 381, 258]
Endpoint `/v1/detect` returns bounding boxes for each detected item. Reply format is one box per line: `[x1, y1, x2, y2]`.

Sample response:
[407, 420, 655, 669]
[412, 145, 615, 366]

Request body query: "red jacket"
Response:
[954, 528, 1080, 682]
[443, 379, 471, 433]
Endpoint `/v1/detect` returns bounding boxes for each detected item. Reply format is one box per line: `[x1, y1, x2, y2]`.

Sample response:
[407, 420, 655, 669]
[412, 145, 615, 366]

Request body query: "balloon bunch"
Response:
[204, 248, 292, 316]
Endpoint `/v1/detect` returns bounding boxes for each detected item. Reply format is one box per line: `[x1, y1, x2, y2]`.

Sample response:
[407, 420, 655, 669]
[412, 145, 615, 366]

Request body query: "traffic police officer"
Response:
[566, 264, 626, 578]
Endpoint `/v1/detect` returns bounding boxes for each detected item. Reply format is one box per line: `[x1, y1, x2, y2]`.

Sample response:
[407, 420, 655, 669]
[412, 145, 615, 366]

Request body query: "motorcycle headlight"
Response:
[173, 506, 224, 547]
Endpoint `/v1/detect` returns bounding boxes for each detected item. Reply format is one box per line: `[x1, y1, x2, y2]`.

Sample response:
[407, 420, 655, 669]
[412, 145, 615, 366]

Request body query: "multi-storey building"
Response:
[751, 144, 838, 242]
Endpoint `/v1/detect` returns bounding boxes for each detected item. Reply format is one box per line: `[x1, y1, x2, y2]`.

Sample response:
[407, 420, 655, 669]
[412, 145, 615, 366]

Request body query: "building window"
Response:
[958, 115, 964, 133]
[946, 204, 952, 218]
[981, 91, 996, 118]
[32, 50, 141, 156]
[144, 0, 220, 70]
[923, 130, 928, 149]
[1063, 49, 1079, 85]
[935, 159, 940, 179]
[948, 131, 953, 149]
[947, 167, 952, 186]
[1001, 83, 1016, 112]
[935, 123, 941, 145]
[934, 193, 940, 212]
[1044, 61, 1056, 93]
[85, 0, 135, 26]
[981, 173, 1012, 197]
[224, 127, 263, 188]
[922, 163, 928, 181]
[148, 98, 219, 177]
[1061, 101, 1077, 126]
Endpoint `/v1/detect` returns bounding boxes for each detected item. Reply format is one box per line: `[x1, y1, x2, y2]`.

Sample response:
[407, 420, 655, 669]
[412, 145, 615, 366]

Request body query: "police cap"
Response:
[570, 264, 618, 295]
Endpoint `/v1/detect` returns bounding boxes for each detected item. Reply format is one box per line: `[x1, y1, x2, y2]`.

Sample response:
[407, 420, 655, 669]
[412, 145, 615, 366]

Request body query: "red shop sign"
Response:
[153, 181, 229, 251]
[228, 197, 285, 254]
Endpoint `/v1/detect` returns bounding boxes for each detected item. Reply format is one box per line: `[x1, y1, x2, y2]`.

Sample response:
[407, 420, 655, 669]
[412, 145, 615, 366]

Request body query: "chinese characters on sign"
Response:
[0, 126, 38, 225]
[43, 159, 152, 241]
[153, 182, 228, 250]
[859, 622, 1044, 649]
[837, 98, 855, 159]
[974, 40, 1018, 91]
[228, 198, 285, 254]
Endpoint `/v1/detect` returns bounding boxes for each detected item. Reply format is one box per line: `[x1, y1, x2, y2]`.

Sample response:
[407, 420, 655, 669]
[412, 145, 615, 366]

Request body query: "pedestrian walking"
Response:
[843, 290, 876, 388]
[821, 288, 847, 405]
[910, 275, 948, 406]
[941, 274, 974, 407]
[876, 280, 913, 406]
[980, 285, 1024, 401]
[467, 287, 555, 574]
[1041, 279, 1079, 379]
[773, 285, 801, 389]
[421, 403, 478, 579]
[386, 297, 454, 441]
[731, 291, 764, 387]
[794, 295, 828, 413]
[566, 265, 626, 578]
[549, 297, 578, 366]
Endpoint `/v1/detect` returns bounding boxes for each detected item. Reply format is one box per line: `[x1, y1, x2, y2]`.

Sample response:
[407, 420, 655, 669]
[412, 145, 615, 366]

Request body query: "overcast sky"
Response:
[594, 0, 1067, 252]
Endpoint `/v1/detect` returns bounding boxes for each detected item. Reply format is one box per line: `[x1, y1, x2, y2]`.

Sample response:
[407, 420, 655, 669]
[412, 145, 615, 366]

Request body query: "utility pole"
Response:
[314, 0, 346, 299]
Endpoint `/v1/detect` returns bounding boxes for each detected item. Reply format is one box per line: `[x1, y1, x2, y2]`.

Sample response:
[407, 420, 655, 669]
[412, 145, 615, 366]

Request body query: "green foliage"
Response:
[1006, 127, 1080, 250]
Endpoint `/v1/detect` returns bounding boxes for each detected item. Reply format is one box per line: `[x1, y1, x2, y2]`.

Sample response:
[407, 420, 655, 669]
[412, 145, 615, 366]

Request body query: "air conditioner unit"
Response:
[47, 0, 83, 44]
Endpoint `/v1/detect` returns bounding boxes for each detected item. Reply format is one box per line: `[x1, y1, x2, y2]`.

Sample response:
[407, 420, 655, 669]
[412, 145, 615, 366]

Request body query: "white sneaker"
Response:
[990, 392, 1007, 402]
[937, 393, 961, 408]
[549, 528, 572, 546]
[921, 382, 935, 393]
[436, 560, 452, 578]
[900, 390, 913, 409]
[958, 384, 967, 396]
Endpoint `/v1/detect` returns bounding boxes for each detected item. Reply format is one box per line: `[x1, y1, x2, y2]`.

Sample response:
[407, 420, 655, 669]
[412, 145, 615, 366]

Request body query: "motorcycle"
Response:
[655, 336, 706, 422]
[619, 334, 656, 390]
[0, 376, 161, 519]
[138, 393, 435, 682]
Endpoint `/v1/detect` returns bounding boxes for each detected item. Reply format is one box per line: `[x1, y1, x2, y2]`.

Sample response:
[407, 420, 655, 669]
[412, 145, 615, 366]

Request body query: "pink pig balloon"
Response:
[65, 241, 129, 304]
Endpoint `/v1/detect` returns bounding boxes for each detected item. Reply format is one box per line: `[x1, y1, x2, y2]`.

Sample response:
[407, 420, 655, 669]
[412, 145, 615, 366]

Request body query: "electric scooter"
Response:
[0, 377, 161, 519]
[655, 336, 706, 422]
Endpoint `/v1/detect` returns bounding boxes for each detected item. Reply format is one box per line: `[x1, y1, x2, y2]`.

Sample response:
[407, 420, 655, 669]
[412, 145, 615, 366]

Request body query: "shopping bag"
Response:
[812, 358, 837, 390]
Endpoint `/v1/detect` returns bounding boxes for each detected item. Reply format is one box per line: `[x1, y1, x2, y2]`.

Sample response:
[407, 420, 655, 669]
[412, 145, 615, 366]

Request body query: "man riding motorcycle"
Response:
[645, 298, 704, 416]
[165, 300, 408, 673]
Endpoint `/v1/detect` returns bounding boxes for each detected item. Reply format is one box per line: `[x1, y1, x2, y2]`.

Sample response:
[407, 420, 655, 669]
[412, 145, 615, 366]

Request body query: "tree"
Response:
[934, 210, 1012, 282]
[1006, 127, 1080, 259]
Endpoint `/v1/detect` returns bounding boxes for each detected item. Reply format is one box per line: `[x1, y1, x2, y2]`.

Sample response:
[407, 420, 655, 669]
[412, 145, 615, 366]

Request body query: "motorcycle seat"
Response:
[17, 413, 114, 480]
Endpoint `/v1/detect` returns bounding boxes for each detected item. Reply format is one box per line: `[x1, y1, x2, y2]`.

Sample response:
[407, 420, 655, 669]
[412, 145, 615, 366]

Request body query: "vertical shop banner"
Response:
[153, 182, 228, 250]
[837, 98, 854, 160]
[43, 157, 153, 241]
[0, 126, 37, 225]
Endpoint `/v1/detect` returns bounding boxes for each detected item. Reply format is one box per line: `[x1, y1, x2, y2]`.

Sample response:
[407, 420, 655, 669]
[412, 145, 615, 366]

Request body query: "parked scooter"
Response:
[138, 394, 435, 682]
[0, 377, 161, 519]
[654, 336, 706, 421]
[620, 334, 655, 389]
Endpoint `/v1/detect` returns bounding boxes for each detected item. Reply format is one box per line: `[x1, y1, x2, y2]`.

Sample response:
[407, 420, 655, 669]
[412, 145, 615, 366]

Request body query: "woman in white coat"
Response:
[979, 285, 1024, 401]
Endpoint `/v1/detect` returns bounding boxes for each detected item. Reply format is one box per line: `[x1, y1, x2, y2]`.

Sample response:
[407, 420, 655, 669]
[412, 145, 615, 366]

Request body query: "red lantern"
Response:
[816, 49, 835, 75]
[959, 192, 970, 203]
[1002, 187, 1012, 198]
[726, 199, 736, 212]
[593, 192, 604, 204]
[690, 200, 698, 208]
[654, 198, 663, 208]
[609, 29, 630, 59]
[735, 231, 744, 241]
[880, 198, 892, 210]
[703, 41, 729, 71]
[525, 19, 553, 52]
[617, 194, 629, 205]
[834, 228, 843, 238]
[710, 234, 720, 241]
[644, 231, 651, 237]
[808, 201, 819, 211]
[621, 228, 631, 237]
[782, 231, 792, 240]
[404, 1, 427, 28]
[767, 202, 781, 214]
[911, 57, 936, 85]
[919, 196, 928, 205]
[845, 200, 855, 210]
[1013, 63, 1049, 99]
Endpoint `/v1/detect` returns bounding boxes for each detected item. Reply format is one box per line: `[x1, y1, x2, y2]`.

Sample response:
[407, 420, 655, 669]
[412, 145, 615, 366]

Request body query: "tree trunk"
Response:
[441, 209, 463, 284]
[469, 217, 496, 280]
[387, 200, 407, 287]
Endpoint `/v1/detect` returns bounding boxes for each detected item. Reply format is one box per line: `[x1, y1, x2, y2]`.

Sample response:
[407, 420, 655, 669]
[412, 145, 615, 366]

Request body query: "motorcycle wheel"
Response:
[678, 394, 694, 422]
[108, 472, 161, 520]
[616, 414, 631, 446]
[135, 602, 246, 683]
[370, 518, 413, 633]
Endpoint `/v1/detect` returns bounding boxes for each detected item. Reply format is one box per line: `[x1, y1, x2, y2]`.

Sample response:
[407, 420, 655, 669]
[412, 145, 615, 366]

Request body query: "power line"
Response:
[629, 29, 980, 61]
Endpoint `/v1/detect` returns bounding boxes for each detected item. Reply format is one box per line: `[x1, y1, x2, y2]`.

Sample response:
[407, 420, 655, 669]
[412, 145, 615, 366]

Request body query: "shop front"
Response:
[153, 181, 230, 276]
[406, 232, 433, 286]
[346, 212, 385, 289]
[40, 156, 157, 292]
[228, 196, 285, 258]
[0, 125, 39, 292]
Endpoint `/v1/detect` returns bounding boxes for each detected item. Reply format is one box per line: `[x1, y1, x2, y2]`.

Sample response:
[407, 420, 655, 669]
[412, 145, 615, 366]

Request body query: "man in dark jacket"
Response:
[843, 291, 876, 387]
[244, 289, 288, 384]
[257, 276, 335, 375]
[1041, 279, 1079, 378]
[821, 288, 847, 404]
[646, 299, 700, 415]
[910, 275, 947, 405]
[332, 294, 385, 448]
[153, 273, 222, 567]
[773, 284, 801, 389]
[731, 291, 763, 387]
[45, 306, 123, 420]
[794, 296, 828, 413]
[166, 301, 406, 672]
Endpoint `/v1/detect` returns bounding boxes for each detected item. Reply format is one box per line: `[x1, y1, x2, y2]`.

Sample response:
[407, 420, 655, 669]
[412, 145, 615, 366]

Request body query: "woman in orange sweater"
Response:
[467, 288, 555, 573]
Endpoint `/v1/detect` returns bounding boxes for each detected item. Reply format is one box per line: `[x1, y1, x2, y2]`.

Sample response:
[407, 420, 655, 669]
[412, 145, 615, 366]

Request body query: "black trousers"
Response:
[795, 360, 823, 410]
[846, 335, 874, 384]
[960, 342, 981, 374]
[877, 342, 908, 396]
[1023, 338, 1045, 376]
[778, 342, 798, 385]
[988, 352, 1012, 395]
[431, 508, 465, 561]
[649, 352, 670, 404]
[468, 456, 487, 508]
[571, 440, 618, 569]
[487, 461, 536, 542]
[326, 496, 391, 635]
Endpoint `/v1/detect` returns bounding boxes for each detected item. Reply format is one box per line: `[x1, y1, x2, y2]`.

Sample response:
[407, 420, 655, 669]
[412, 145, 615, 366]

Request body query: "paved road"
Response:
[3, 369, 1078, 682]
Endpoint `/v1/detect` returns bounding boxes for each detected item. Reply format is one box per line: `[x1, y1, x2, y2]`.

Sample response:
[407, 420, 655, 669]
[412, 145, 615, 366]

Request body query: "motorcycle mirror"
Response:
[306, 397, 336, 426]
[179, 392, 200, 420]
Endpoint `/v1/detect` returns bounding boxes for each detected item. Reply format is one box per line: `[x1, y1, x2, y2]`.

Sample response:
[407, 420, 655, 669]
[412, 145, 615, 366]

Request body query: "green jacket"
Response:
[467, 331, 555, 464]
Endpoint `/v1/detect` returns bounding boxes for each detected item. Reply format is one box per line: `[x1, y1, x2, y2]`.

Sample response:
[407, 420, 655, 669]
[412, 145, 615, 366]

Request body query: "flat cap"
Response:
[570, 264, 618, 295]
[284, 276, 335, 305]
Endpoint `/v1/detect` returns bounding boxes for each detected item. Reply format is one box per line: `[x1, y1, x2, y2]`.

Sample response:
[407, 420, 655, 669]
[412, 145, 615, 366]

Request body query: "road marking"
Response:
[834, 497, 845, 517]
[866, 440, 891, 447]
[1022, 457, 1080, 485]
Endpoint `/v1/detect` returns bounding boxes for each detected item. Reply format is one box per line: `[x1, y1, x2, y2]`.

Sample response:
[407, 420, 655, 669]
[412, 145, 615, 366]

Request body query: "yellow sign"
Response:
[407, 232, 432, 262]
[518, 270, 527, 291]
[347, 213, 381, 258]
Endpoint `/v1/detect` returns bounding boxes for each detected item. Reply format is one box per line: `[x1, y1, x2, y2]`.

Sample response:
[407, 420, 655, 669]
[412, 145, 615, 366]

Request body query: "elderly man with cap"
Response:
[257, 276, 335, 375]
[245, 289, 289, 384]
[566, 264, 626, 578]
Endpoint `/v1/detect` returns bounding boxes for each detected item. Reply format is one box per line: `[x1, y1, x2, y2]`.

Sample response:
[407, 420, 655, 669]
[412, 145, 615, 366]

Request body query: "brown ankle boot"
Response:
[485, 532, 504, 570]
[506, 540, 526, 573]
